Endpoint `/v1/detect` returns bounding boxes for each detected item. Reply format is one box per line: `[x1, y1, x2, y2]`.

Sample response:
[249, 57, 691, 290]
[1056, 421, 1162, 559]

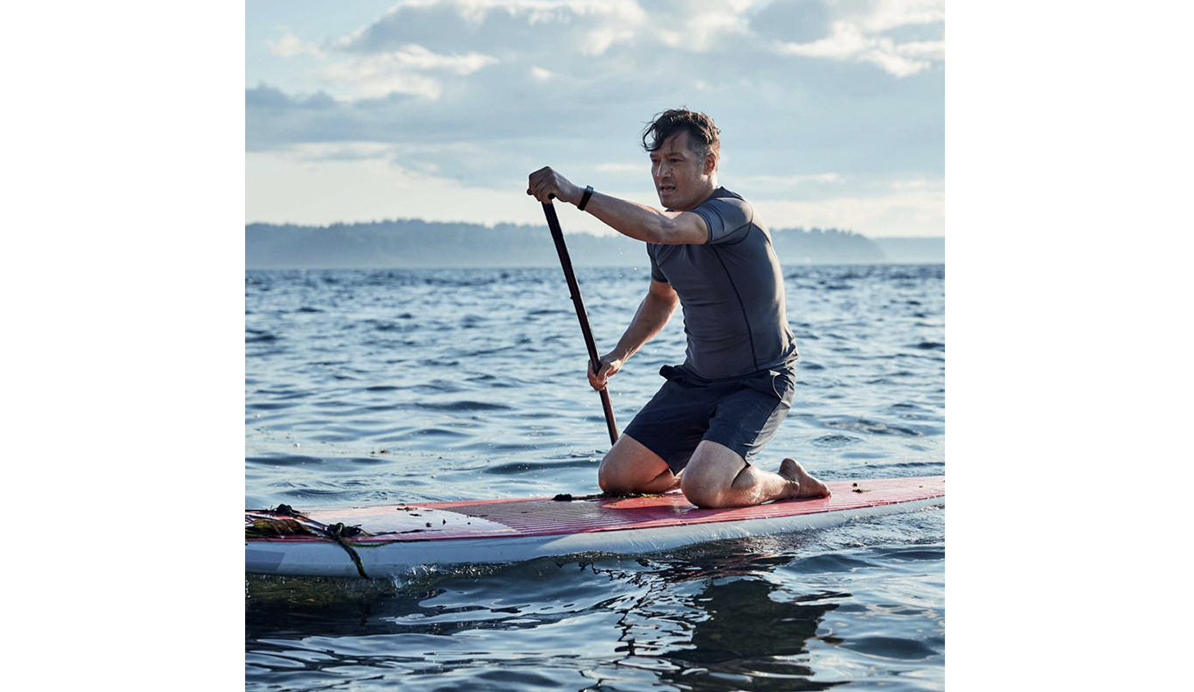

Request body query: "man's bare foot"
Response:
[778, 458, 831, 499]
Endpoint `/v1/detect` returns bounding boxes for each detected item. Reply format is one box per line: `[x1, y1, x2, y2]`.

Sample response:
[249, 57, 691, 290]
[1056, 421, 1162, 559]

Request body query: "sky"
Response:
[246, 0, 944, 237]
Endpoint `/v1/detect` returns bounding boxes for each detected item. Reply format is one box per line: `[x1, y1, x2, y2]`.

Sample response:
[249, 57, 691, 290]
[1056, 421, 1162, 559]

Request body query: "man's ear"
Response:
[705, 152, 717, 175]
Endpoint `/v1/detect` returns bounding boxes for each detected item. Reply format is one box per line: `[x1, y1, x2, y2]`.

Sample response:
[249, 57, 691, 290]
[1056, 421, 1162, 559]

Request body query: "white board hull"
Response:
[246, 495, 943, 578]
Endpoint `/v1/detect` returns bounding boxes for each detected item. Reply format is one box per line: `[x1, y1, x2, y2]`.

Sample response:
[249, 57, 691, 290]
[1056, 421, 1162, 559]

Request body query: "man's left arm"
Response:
[527, 167, 707, 245]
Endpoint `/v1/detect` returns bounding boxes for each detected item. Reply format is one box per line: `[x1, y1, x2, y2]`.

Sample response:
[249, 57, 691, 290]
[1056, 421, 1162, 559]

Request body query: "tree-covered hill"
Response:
[245, 218, 933, 268]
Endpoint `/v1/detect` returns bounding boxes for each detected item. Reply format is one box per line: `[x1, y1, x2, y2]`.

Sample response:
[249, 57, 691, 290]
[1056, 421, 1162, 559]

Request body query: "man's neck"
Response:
[677, 180, 718, 211]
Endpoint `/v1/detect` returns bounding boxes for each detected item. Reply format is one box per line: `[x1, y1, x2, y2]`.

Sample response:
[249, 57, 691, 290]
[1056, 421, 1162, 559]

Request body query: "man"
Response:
[527, 108, 829, 508]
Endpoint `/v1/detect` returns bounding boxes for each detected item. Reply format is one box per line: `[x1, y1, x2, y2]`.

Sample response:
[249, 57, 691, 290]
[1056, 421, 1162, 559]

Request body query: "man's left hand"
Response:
[527, 167, 581, 205]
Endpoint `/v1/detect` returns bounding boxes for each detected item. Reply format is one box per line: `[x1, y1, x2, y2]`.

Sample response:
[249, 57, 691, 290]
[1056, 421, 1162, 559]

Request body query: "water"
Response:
[246, 264, 945, 691]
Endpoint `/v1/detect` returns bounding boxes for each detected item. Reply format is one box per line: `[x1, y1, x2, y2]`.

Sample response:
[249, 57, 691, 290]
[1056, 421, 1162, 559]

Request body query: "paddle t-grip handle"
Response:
[541, 201, 619, 445]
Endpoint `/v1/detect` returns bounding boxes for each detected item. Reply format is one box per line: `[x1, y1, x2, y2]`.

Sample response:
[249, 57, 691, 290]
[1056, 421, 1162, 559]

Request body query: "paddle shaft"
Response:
[541, 201, 619, 445]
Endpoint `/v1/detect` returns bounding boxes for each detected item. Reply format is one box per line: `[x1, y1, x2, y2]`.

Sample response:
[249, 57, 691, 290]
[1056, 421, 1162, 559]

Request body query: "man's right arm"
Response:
[526, 167, 707, 245]
[588, 280, 679, 391]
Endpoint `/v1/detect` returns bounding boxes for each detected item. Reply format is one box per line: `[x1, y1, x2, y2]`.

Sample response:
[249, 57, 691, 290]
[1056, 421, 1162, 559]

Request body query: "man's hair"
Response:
[641, 108, 721, 167]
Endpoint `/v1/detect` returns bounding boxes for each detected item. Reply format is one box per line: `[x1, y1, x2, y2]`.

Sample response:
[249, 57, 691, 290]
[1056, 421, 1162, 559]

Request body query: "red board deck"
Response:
[246, 476, 944, 577]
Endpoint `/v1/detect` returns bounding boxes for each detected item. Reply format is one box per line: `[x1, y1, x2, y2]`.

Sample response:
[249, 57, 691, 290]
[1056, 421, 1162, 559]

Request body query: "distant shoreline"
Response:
[246, 219, 944, 268]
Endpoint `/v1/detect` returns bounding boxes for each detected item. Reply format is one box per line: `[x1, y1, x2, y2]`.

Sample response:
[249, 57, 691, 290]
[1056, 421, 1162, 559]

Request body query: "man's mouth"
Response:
[659, 185, 676, 195]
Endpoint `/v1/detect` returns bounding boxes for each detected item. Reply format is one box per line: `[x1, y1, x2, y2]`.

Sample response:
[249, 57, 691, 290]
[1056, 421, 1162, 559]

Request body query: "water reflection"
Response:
[593, 548, 845, 691]
[247, 542, 850, 691]
[659, 579, 842, 691]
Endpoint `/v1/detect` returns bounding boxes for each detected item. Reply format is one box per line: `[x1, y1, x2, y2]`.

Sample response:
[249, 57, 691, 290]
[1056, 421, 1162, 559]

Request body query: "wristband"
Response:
[578, 185, 594, 211]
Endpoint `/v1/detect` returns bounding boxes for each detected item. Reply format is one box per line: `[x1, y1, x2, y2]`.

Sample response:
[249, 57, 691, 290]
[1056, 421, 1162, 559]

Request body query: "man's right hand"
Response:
[588, 351, 624, 391]
[527, 167, 582, 206]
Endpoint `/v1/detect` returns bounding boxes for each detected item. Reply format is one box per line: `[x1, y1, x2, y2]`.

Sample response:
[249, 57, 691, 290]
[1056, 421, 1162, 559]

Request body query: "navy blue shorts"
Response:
[623, 364, 796, 474]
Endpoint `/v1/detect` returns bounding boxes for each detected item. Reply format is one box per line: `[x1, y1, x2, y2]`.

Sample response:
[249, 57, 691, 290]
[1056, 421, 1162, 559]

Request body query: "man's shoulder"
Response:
[700, 187, 748, 205]
[698, 188, 753, 218]
[693, 188, 757, 243]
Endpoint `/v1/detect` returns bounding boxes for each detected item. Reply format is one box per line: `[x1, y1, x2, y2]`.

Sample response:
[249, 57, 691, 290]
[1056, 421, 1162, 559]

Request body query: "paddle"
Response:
[541, 201, 619, 445]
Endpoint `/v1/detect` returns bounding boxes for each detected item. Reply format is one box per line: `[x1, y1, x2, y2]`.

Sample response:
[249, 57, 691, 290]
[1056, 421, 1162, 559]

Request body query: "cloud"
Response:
[757, 0, 944, 77]
[851, 0, 946, 33]
[336, 0, 649, 58]
[777, 21, 872, 60]
[247, 0, 944, 227]
[375, 44, 497, 74]
[775, 19, 943, 77]
[256, 1, 944, 111]
[651, 0, 755, 51]
[315, 44, 499, 99]
[267, 31, 324, 58]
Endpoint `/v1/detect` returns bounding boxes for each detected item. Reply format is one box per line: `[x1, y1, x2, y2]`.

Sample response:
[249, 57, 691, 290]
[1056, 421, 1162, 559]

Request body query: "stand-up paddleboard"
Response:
[246, 476, 943, 578]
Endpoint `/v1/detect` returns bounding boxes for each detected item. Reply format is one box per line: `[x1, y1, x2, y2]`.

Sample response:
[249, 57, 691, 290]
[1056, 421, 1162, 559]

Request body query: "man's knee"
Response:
[598, 435, 671, 493]
[680, 472, 720, 508]
[597, 445, 636, 493]
[679, 442, 746, 508]
[680, 464, 740, 508]
[597, 454, 620, 492]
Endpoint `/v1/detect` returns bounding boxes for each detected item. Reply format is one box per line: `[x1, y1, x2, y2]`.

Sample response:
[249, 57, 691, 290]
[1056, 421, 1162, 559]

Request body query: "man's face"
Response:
[650, 131, 714, 211]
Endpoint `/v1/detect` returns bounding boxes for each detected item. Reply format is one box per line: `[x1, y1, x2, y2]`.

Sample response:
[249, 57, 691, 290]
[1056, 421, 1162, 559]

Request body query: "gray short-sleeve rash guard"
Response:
[647, 187, 798, 379]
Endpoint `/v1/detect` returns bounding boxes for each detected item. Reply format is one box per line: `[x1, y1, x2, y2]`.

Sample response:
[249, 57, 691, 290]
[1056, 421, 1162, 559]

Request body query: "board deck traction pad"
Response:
[247, 476, 943, 577]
